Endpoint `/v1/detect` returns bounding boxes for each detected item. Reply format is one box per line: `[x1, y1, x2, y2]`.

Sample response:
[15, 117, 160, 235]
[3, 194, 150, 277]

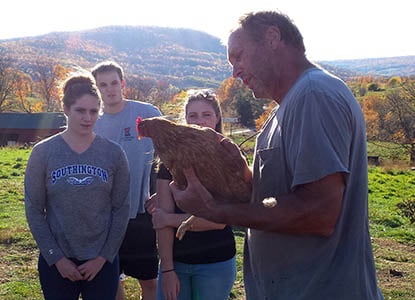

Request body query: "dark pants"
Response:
[38, 254, 119, 300]
[119, 212, 158, 280]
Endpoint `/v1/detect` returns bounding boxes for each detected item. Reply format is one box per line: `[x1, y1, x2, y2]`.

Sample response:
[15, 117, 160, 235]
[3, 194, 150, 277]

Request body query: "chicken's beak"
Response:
[136, 117, 143, 140]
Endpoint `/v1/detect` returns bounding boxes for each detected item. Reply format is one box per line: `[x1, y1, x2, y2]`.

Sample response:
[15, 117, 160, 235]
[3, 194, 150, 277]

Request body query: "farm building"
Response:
[0, 112, 66, 146]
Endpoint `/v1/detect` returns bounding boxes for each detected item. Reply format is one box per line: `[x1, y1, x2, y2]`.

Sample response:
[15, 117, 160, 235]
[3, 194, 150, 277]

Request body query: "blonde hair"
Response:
[184, 90, 223, 133]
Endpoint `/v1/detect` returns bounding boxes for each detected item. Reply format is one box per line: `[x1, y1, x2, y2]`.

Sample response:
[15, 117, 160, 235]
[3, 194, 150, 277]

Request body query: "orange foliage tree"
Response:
[33, 60, 69, 112]
[216, 77, 242, 117]
[124, 75, 179, 108]
[362, 82, 415, 162]
[385, 84, 415, 162]
[255, 102, 277, 131]
[0, 54, 18, 112]
[216, 77, 268, 127]
[362, 94, 386, 140]
[159, 90, 187, 120]
[13, 71, 38, 112]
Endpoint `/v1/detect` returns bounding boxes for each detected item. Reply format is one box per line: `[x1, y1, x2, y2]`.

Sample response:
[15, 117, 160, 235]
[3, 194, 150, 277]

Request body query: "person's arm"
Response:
[25, 145, 83, 281]
[98, 148, 130, 262]
[152, 209, 226, 231]
[171, 168, 345, 237]
[25, 145, 65, 264]
[156, 179, 180, 300]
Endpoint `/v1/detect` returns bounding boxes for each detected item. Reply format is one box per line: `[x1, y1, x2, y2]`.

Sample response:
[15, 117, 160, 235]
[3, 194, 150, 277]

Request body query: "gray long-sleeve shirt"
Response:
[24, 134, 130, 266]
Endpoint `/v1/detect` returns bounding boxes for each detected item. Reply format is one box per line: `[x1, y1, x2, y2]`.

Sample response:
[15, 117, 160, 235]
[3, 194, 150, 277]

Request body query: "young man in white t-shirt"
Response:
[92, 61, 162, 300]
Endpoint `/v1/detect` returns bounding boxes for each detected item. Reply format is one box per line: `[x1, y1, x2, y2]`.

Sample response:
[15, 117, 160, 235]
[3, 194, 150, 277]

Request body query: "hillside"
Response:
[0, 26, 231, 89]
[1, 26, 414, 89]
[320, 56, 415, 77]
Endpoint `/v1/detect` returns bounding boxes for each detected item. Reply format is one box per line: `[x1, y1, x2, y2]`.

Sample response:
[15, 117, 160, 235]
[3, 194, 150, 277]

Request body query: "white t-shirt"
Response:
[94, 100, 162, 218]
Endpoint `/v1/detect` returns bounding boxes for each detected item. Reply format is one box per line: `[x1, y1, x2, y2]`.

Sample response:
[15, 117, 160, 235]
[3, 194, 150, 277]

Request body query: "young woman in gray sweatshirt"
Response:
[24, 74, 130, 300]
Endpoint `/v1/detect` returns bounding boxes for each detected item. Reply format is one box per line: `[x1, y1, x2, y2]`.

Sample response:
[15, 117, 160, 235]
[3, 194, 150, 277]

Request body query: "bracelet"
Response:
[161, 269, 175, 274]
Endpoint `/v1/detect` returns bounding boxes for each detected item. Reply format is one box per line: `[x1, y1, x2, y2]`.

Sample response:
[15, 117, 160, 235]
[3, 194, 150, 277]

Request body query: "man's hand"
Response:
[55, 257, 83, 282]
[77, 256, 106, 281]
[170, 168, 221, 222]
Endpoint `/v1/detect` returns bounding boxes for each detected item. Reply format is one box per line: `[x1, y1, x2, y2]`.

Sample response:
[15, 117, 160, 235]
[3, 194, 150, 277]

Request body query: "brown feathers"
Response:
[137, 117, 251, 203]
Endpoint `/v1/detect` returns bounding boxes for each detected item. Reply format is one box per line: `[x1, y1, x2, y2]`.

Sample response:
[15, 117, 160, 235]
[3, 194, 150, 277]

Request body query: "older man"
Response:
[171, 11, 384, 300]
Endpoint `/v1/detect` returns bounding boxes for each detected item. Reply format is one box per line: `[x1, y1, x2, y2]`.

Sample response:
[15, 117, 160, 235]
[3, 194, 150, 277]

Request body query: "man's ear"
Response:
[265, 26, 281, 51]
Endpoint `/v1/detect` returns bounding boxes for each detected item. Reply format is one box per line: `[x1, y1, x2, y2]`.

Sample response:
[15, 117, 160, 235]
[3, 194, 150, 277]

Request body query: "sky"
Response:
[1, 0, 414, 61]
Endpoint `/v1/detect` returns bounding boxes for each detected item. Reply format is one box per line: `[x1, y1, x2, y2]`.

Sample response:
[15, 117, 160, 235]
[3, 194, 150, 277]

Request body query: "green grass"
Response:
[0, 146, 414, 299]
[368, 167, 415, 244]
[0, 147, 43, 299]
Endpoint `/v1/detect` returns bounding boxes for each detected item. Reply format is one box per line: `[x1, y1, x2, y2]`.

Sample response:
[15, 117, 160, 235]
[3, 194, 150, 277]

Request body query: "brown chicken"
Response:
[136, 117, 252, 239]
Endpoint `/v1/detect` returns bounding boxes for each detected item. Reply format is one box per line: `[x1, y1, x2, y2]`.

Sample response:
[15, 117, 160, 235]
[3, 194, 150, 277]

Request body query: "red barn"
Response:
[0, 112, 66, 146]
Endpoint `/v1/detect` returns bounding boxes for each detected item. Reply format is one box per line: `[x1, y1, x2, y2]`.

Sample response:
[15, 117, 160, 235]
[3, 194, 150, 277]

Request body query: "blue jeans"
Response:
[38, 254, 119, 300]
[157, 256, 236, 300]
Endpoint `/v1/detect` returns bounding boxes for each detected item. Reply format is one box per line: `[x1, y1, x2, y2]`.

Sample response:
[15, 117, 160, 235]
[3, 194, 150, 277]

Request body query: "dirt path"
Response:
[372, 238, 415, 296]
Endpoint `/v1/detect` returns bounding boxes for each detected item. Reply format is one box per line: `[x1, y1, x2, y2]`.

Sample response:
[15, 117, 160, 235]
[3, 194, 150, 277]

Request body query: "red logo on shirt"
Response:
[124, 127, 131, 137]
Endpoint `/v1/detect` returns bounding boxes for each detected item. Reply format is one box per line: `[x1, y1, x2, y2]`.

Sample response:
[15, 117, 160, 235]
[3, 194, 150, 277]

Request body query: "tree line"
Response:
[1, 52, 414, 163]
[350, 75, 415, 162]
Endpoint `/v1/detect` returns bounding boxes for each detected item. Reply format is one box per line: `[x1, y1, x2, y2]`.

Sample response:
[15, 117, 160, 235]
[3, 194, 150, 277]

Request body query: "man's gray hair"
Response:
[238, 11, 305, 53]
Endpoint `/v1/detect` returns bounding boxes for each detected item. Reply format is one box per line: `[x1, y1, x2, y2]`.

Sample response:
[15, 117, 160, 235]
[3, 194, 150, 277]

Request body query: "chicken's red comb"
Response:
[136, 117, 142, 139]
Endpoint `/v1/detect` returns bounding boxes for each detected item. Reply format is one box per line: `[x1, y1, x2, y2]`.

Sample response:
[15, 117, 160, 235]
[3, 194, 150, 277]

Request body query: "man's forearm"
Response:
[212, 174, 344, 236]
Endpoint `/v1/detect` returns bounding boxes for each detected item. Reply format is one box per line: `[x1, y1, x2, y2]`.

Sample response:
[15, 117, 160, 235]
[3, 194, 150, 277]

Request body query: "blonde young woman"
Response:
[146, 91, 236, 300]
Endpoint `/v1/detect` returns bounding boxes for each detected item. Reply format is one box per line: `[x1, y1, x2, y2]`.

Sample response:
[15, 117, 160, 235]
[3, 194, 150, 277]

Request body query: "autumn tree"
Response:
[255, 101, 277, 130]
[33, 60, 68, 112]
[363, 83, 415, 162]
[216, 77, 268, 127]
[146, 81, 179, 106]
[159, 90, 188, 119]
[13, 71, 41, 112]
[387, 76, 402, 88]
[216, 78, 242, 116]
[0, 53, 18, 111]
[125, 75, 179, 107]
[124, 75, 157, 101]
[362, 94, 386, 140]
[384, 83, 415, 162]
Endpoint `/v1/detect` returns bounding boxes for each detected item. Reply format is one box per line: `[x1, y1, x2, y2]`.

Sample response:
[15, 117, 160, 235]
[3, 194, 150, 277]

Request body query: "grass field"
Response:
[0, 145, 414, 299]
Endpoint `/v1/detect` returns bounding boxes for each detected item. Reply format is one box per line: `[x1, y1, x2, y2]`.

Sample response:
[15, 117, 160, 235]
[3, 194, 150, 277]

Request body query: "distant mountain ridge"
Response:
[0, 26, 413, 89]
[320, 56, 415, 77]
